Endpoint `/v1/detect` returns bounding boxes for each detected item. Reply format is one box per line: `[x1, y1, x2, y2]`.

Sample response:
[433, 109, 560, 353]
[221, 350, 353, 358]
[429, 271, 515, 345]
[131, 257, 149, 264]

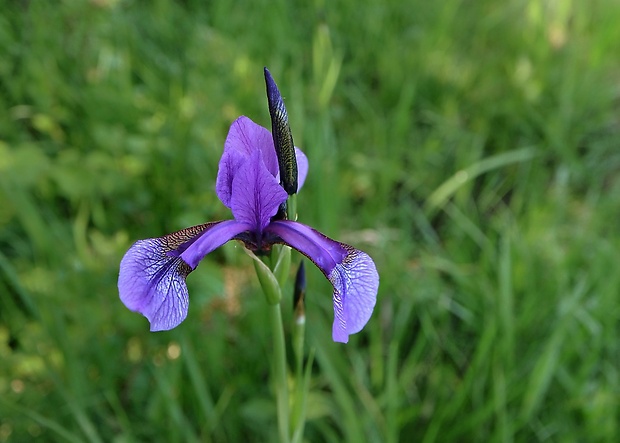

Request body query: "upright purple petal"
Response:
[229, 148, 288, 232]
[225, 117, 278, 174]
[267, 221, 379, 343]
[119, 222, 222, 331]
[216, 148, 246, 208]
[295, 147, 309, 192]
[216, 116, 310, 204]
[216, 117, 279, 207]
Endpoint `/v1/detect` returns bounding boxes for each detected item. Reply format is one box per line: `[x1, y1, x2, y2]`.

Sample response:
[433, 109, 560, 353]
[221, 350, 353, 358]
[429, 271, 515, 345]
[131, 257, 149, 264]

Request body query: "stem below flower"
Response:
[288, 194, 297, 221]
[269, 302, 290, 443]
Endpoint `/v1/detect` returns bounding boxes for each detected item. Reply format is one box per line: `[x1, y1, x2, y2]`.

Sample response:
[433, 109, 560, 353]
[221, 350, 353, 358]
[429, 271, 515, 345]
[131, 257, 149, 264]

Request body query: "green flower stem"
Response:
[293, 313, 305, 382]
[248, 248, 291, 442]
[252, 258, 282, 305]
[291, 348, 314, 443]
[269, 301, 291, 443]
[273, 246, 292, 288]
[247, 243, 308, 442]
[290, 309, 306, 442]
[291, 260, 307, 442]
[288, 194, 298, 221]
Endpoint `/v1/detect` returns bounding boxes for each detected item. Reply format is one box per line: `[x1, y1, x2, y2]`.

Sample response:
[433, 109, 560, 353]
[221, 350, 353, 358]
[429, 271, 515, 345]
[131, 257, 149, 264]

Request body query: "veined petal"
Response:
[178, 219, 251, 269]
[226, 116, 279, 175]
[118, 222, 221, 331]
[216, 148, 246, 208]
[267, 221, 379, 343]
[216, 116, 310, 204]
[230, 148, 288, 232]
[328, 246, 378, 342]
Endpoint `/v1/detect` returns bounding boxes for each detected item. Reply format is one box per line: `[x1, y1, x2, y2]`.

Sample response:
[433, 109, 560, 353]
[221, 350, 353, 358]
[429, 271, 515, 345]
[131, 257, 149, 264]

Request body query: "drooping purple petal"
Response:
[229, 148, 288, 232]
[119, 222, 222, 331]
[177, 219, 252, 269]
[328, 245, 378, 342]
[267, 221, 379, 343]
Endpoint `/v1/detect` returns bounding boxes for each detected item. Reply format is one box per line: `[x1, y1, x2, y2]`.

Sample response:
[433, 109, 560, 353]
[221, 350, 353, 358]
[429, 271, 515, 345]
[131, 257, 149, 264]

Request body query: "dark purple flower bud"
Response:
[264, 67, 298, 196]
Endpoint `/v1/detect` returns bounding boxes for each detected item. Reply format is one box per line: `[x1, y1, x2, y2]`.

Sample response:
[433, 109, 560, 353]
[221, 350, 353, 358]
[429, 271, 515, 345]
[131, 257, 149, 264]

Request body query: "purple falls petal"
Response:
[267, 220, 379, 343]
[178, 219, 252, 269]
[229, 148, 288, 232]
[118, 222, 221, 331]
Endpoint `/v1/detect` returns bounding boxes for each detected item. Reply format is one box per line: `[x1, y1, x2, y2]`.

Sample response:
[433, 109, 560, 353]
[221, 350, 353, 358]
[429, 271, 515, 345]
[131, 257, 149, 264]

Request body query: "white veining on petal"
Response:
[119, 238, 192, 331]
[119, 222, 223, 331]
[329, 246, 379, 343]
[265, 220, 378, 343]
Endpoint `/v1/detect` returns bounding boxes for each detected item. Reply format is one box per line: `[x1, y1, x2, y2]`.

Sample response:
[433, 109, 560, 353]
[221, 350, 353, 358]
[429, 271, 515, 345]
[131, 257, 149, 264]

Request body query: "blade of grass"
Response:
[0, 398, 83, 443]
[425, 148, 538, 216]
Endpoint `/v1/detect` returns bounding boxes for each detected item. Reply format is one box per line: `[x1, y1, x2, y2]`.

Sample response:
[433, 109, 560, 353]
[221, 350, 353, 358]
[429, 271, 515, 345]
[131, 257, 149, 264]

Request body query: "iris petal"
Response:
[216, 116, 279, 206]
[328, 245, 378, 342]
[216, 116, 309, 205]
[267, 221, 379, 343]
[226, 116, 279, 175]
[295, 147, 309, 192]
[229, 149, 288, 232]
[216, 148, 246, 208]
[178, 220, 252, 269]
[118, 222, 220, 331]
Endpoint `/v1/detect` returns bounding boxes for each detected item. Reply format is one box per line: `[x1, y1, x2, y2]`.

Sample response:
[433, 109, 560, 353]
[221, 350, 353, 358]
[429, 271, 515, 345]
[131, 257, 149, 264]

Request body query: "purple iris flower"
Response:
[118, 73, 379, 343]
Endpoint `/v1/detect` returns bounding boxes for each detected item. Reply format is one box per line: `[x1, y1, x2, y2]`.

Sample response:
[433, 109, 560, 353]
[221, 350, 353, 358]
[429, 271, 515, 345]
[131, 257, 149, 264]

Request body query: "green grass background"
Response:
[1, 0, 620, 441]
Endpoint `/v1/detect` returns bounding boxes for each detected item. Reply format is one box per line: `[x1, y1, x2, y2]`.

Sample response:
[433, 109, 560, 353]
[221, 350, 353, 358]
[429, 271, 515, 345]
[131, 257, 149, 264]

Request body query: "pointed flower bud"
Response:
[264, 67, 298, 196]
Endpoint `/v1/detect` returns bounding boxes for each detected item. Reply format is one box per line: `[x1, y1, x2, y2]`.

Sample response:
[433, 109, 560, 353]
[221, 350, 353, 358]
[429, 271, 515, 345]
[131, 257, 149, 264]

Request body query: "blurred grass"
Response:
[1, 0, 620, 441]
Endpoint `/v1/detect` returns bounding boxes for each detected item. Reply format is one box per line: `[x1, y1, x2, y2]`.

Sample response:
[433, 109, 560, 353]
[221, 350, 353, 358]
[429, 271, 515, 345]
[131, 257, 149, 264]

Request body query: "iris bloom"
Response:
[118, 73, 379, 343]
